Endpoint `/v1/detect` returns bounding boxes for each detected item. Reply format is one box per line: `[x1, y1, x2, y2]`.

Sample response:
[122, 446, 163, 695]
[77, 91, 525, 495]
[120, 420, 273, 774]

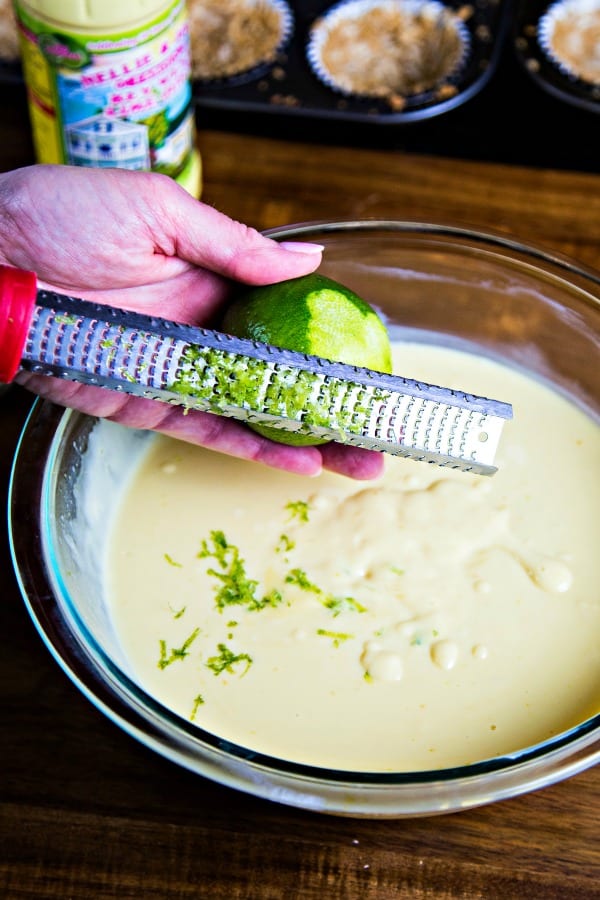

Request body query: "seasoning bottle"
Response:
[14, 0, 202, 197]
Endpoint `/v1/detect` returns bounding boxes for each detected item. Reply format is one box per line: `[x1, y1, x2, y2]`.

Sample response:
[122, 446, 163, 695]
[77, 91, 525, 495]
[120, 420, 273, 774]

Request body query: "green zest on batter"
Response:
[199, 530, 283, 612]
[164, 552, 182, 567]
[168, 344, 390, 438]
[275, 533, 295, 553]
[323, 596, 367, 616]
[206, 643, 253, 676]
[285, 500, 310, 523]
[190, 694, 205, 721]
[286, 568, 367, 617]
[317, 629, 354, 648]
[158, 627, 200, 669]
[285, 568, 321, 593]
[158, 515, 371, 708]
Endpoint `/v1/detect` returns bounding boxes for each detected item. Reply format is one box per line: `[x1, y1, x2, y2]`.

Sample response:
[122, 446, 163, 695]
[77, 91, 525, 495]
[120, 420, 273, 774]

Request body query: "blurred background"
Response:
[1, 0, 598, 173]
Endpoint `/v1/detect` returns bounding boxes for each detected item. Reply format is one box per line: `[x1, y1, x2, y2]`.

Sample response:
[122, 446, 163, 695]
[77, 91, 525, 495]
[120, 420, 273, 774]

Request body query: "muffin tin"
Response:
[304, 0, 472, 104]
[2, 0, 599, 122]
[192, 0, 512, 122]
[513, 0, 600, 113]
[187, 0, 295, 83]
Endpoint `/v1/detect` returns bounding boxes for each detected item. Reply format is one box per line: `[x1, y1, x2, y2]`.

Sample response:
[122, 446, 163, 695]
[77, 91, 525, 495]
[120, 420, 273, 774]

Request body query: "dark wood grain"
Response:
[198, 130, 600, 270]
[1, 89, 599, 900]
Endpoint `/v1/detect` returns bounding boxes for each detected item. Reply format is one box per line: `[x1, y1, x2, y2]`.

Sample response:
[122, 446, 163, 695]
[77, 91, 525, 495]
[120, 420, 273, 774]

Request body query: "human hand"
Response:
[0, 165, 383, 480]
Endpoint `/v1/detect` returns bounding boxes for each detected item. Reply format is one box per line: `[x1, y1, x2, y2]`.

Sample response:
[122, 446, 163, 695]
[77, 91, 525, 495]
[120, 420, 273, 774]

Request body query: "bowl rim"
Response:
[264, 218, 600, 289]
[8, 219, 600, 817]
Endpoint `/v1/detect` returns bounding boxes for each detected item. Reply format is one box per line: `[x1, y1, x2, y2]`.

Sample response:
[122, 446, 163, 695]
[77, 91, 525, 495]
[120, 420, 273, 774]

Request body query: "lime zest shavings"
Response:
[206, 643, 253, 676]
[158, 627, 200, 670]
[323, 595, 367, 616]
[317, 629, 354, 648]
[285, 568, 367, 617]
[164, 552, 183, 567]
[285, 567, 321, 594]
[168, 344, 390, 438]
[54, 313, 78, 325]
[275, 533, 295, 554]
[190, 694, 205, 721]
[285, 500, 310, 523]
[198, 530, 283, 612]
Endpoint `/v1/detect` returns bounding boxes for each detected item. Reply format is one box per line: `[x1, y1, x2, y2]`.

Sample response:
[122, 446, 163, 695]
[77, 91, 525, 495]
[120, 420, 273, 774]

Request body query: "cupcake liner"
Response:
[537, 0, 600, 87]
[306, 0, 471, 102]
[189, 0, 294, 86]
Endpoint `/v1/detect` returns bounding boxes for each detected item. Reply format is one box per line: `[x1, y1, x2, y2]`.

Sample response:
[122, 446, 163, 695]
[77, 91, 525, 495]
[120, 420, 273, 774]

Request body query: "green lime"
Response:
[221, 272, 392, 445]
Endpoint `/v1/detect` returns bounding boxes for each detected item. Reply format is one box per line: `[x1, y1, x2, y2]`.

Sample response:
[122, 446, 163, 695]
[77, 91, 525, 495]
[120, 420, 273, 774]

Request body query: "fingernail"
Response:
[279, 241, 325, 254]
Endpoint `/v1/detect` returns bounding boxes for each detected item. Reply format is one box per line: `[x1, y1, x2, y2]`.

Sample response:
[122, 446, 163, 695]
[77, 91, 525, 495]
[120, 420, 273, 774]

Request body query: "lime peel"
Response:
[220, 272, 393, 446]
[169, 343, 392, 441]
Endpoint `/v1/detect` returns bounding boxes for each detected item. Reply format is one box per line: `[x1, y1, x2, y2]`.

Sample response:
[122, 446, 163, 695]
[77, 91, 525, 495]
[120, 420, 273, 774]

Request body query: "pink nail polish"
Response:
[279, 241, 325, 254]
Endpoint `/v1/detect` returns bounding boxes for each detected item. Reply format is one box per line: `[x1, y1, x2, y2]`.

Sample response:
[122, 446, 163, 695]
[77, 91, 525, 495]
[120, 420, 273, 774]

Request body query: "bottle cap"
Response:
[0, 265, 38, 383]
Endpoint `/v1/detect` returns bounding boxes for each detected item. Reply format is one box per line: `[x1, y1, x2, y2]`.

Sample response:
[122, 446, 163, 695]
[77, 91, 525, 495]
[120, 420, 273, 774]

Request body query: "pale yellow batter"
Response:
[108, 343, 600, 771]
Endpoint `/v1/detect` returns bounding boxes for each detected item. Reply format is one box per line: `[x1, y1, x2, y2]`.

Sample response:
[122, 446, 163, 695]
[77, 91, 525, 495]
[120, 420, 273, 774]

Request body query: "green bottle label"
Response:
[16, 0, 194, 179]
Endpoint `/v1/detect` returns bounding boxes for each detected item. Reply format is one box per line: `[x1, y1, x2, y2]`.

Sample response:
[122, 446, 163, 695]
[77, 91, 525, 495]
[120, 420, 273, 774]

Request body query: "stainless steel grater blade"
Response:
[18, 287, 512, 475]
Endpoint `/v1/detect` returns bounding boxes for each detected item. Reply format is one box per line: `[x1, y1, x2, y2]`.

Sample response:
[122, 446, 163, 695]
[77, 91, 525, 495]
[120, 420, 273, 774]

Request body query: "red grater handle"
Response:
[0, 265, 38, 383]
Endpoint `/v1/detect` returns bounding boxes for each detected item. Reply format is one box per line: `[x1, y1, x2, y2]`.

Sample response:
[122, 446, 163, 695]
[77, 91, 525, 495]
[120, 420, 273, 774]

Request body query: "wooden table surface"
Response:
[1, 91, 599, 900]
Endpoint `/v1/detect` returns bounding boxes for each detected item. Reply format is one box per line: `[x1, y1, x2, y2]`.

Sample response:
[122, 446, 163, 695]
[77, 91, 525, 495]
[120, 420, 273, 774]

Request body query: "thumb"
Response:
[166, 190, 323, 285]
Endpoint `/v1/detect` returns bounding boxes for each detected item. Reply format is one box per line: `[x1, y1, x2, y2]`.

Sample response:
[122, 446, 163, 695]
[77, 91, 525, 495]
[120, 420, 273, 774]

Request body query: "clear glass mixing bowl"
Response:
[8, 221, 600, 818]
